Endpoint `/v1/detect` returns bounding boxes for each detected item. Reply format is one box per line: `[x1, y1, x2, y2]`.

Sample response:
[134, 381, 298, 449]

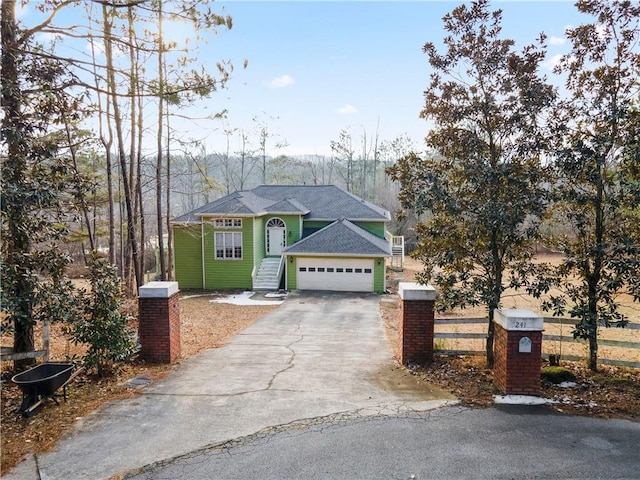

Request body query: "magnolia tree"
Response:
[0, 0, 94, 369]
[529, 0, 640, 371]
[387, 0, 555, 366]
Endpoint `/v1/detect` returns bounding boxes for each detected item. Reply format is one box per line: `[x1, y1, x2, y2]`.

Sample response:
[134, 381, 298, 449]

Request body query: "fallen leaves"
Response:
[410, 354, 640, 419]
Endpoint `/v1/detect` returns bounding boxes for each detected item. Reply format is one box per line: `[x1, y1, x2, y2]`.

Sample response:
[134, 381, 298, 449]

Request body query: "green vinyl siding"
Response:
[352, 221, 386, 238]
[203, 219, 254, 289]
[303, 220, 385, 239]
[286, 257, 297, 290]
[374, 257, 385, 292]
[303, 221, 331, 230]
[173, 225, 204, 289]
[253, 216, 266, 267]
[302, 220, 331, 238]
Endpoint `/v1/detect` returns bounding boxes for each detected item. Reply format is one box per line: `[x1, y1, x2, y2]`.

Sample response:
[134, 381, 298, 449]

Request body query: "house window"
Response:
[327, 268, 335, 273]
[214, 218, 242, 229]
[364, 268, 372, 274]
[266, 218, 286, 228]
[215, 232, 242, 259]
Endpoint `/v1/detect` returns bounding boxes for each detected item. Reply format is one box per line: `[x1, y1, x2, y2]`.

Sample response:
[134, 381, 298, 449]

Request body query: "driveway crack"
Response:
[266, 321, 303, 390]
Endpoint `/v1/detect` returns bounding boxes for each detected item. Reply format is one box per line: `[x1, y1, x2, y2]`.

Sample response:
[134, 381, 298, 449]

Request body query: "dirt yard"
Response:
[388, 254, 640, 365]
[2, 256, 639, 475]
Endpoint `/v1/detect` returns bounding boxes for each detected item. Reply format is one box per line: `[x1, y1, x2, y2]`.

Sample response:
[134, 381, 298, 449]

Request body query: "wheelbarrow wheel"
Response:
[19, 393, 42, 417]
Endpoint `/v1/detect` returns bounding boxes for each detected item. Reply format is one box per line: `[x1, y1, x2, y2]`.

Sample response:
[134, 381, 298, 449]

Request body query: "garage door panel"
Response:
[297, 258, 373, 292]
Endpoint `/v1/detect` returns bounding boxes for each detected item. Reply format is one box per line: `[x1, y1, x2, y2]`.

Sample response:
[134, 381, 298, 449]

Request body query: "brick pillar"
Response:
[138, 282, 181, 364]
[398, 282, 436, 366]
[493, 309, 543, 396]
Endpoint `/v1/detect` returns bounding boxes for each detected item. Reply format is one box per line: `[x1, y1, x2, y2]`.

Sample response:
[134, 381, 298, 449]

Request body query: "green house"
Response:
[171, 185, 396, 293]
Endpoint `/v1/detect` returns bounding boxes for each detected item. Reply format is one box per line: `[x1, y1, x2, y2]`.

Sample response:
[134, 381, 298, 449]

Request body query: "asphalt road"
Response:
[126, 405, 640, 480]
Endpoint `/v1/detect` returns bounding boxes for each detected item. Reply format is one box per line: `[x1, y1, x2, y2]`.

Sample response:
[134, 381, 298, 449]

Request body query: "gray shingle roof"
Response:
[265, 197, 310, 214]
[172, 185, 390, 223]
[282, 219, 391, 256]
[253, 185, 389, 221]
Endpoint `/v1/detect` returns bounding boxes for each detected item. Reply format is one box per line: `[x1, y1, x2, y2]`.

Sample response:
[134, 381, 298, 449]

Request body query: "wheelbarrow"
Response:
[11, 362, 83, 417]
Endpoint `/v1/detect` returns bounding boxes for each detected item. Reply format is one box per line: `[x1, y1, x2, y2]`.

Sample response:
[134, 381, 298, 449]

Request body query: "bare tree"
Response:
[330, 128, 356, 193]
[102, 2, 142, 290]
[253, 115, 288, 185]
[233, 129, 259, 190]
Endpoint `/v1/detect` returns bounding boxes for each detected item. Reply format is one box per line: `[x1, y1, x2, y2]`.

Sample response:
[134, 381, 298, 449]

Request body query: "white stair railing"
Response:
[390, 236, 404, 270]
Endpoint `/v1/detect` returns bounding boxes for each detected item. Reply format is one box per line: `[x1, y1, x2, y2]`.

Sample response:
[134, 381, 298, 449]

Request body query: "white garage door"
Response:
[297, 258, 374, 292]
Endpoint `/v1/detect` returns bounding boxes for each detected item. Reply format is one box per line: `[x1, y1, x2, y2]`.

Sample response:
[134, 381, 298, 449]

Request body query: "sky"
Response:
[204, 0, 584, 156]
[17, 1, 589, 157]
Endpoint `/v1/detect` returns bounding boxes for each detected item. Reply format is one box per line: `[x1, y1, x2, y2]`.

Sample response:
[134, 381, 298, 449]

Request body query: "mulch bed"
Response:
[414, 355, 640, 420]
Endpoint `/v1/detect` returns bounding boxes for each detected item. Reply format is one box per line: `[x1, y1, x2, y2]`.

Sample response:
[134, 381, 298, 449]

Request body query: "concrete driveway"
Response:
[6, 291, 453, 480]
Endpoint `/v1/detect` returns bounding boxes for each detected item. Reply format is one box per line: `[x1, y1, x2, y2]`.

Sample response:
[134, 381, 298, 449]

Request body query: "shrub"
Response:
[541, 366, 577, 384]
[64, 253, 138, 376]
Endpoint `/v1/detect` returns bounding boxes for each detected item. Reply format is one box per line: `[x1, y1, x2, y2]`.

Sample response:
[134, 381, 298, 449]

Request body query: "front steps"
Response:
[253, 257, 283, 291]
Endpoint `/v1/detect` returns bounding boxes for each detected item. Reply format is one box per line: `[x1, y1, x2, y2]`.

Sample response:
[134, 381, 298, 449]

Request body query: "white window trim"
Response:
[214, 218, 242, 229]
[266, 217, 286, 228]
[215, 231, 243, 260]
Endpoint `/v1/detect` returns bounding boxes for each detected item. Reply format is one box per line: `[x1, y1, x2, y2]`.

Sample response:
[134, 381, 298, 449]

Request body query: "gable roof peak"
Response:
[282, 218, 391, 256]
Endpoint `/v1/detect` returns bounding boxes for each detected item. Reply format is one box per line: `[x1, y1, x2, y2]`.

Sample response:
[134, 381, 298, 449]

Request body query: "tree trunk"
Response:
[127, 5, 144, 283]
[136, 45, 145, 284]
[223, 130, 233, 194]
[137, 101, 145, 282]
[487, 231, 503, 369]
[103, 4, 141, 292]
[88, 0, 116, 265]
[156, 1, 167, 281]
[486, 308, 495, 368]
[372, 122, 380, 202]
[105, 148, 116, 265]
[164, 58, 173, 281]
[165, 117, 173, 281]
[588, 326, 598, 372]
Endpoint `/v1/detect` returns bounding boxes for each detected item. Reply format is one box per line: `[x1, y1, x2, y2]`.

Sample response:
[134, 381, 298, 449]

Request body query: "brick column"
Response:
[493, 309, 543, 396]
[398, 282, 436, 366]
[138, 282, 181, 364]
